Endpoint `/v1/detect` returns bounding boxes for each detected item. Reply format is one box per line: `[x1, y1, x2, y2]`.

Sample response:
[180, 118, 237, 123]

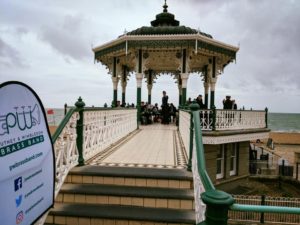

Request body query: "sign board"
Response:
[0, 81, 55, 225]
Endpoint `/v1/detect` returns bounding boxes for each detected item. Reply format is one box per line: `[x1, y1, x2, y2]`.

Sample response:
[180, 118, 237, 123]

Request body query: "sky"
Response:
[0, 0, 299, 113]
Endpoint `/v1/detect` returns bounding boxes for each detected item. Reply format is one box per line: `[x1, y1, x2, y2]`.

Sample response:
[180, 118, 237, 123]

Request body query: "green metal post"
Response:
[260, 195, 266, 223]
[179, 94, 182, 106]
[212, 106, 216, 131]
[210, 91, 215, 109]
[75, 97, 85, 166]
[187, 103, 200, 171]
[205, 93, 209, 109]
[148, 94, 151, 105]
[182, 88, 187, 106]
[200, 190, 234, 225]
[113, 89, 117, 107]
[122, 92, 126, 106]
[265, 107, 268, 128]
[137, 87, 141, 123]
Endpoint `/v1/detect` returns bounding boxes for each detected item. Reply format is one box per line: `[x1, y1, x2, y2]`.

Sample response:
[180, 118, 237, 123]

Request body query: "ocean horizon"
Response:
[45, 108, 300, 133]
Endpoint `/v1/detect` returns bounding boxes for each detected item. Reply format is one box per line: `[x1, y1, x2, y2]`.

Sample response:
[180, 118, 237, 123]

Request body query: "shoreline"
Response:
[269, 132, 300, 145]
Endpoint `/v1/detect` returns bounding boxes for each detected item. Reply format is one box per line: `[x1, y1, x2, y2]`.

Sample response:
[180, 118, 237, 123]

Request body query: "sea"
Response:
[45, 108, 300, 133]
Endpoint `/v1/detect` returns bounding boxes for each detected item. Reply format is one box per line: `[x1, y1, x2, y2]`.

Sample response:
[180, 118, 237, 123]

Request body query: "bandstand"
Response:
[93, 1, 238, 114]
[43, 2, 300, 225]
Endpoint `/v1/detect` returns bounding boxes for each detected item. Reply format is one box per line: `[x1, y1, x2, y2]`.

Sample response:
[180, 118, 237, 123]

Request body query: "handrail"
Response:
[189, 108, 300, 224]
[84, 107, 136, 111]
[51, 107, 77, 143]
[230, 203, 300, 214]
[192, 110, 215, 191]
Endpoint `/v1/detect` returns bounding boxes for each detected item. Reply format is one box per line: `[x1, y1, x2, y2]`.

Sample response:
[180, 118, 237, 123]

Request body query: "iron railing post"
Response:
[265, 107, 268, 128]
[296, 163, 299, 181]
[75, 96, 85, 166]
[200, 190, 234, 225]
[212, 106, 216, 131]
[187, 103, 199, 171]
[260, 195, 266, 223]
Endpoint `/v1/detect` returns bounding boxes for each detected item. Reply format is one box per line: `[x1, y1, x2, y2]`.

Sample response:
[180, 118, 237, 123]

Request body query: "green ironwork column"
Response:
[112, 57, 118, 107]
[147, 70, 153, 104]
[210, 57, 216, 109]
[121, 65, 127, 106]
[204, 66, 209, 108]
[136, 49, 143, 123]
[178, 75, 182, 106]
[75, 97, 85, 166]
[181, 49, 189, 106]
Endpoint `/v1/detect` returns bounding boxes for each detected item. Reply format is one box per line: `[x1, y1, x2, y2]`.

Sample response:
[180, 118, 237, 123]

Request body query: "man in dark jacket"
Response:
[223, 96, 233, 109]
[196, 95, 206, 109]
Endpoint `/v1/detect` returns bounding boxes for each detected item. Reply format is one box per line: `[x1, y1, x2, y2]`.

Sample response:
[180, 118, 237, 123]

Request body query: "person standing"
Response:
[196, 94, 206, 109]
[161, 91, 169, 124]
[223, 95, 233, 109]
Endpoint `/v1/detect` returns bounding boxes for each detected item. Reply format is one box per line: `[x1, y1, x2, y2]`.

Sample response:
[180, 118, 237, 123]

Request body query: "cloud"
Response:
[0, 37, 25, 67]
[39, 14, 91, 60]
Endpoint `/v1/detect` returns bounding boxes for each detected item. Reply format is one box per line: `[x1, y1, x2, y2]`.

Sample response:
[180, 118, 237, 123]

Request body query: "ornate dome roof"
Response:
[127, 1, 212, 38]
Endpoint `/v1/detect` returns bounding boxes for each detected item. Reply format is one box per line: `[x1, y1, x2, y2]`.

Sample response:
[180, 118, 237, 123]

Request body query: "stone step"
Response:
[56, 183, 194, 210]
[47, 203, 195, 225]
[66, 166, 193, 189]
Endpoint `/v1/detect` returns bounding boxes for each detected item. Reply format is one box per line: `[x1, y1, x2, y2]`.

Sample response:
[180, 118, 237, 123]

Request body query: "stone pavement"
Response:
[88, 124, 187, 169]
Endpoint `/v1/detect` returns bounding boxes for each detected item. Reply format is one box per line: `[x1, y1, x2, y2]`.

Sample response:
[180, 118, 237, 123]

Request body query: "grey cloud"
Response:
[40, 14, 90, 60]
[0, 37, 25, 67]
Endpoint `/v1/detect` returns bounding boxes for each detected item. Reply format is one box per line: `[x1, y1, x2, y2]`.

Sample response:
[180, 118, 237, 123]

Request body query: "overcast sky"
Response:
[0, 0, 299, 113]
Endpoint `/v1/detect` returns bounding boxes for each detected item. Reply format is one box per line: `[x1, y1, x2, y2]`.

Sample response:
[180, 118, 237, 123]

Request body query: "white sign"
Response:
[0, 81, 55, 225]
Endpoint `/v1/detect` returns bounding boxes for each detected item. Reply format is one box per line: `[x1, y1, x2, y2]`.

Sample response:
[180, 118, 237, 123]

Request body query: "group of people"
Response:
[223, 95, 237, 110]
[140, 91, 177, 125]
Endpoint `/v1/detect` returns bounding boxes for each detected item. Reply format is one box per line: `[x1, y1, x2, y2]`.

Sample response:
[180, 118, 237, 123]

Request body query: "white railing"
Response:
[53, 111, 79, 196]
[83, 109, 137, 161]
[192, 133, 206, 223]
[215, 110, 266, 130]
[199, 110, 213, 130]
[179, 110, 191, 159]
[179, 109, 206, 223]
[229, 195, 300, 224]
[35, 110, 79, 225]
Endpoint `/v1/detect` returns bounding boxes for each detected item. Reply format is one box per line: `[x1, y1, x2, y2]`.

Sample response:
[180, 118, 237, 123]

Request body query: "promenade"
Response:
[88, 124, 187, 169]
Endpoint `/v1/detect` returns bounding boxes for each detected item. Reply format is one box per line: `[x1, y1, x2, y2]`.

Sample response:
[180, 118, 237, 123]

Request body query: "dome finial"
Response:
[163, 0, 168, 12]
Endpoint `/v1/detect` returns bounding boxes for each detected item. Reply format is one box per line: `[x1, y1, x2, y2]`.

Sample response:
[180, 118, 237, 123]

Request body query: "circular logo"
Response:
[16, 211, 24, 224]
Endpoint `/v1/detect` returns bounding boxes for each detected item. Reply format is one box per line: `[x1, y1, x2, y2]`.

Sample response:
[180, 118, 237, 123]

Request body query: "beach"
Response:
[269, 132, 300, 145]
[259, 132, 300, 165]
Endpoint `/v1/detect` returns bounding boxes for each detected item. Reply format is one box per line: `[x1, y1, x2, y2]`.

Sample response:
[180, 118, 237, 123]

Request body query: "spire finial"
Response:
[163, 0, 168, 12]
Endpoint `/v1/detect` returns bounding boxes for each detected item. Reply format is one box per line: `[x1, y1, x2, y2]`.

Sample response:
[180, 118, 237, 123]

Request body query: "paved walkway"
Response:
[88, 124, 187, 169]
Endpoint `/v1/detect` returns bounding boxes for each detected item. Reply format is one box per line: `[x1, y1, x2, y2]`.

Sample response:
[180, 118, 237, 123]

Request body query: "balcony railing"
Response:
[197, 109, 267, 131]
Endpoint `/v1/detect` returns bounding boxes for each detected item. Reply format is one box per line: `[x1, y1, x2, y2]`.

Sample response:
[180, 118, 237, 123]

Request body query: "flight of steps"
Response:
[46, 165, 196, 225]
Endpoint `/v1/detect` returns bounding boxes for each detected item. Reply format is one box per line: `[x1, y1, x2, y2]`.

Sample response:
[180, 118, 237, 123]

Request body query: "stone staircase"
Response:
[46, 165, 195, 225]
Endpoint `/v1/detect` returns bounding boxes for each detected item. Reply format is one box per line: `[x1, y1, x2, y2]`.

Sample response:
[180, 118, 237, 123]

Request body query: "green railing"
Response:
[185, 103, 300, 225]
[51, 107, 77, 143]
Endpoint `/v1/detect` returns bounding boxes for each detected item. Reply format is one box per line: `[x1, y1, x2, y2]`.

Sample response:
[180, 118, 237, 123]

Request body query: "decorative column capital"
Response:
[147, 84, 152, 93]
[181, 73, 189, 88]
[112, 76, 119, 90]
[136, 73, 143, 88]
[210, 81, 216, 91]
[121, 82, 127, 93]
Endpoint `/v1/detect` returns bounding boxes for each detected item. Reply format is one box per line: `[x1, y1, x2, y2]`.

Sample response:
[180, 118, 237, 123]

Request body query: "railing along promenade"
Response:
[36, 97, 137, 225]
[179, 104, 300, 225]
[196, 108, 267, 131]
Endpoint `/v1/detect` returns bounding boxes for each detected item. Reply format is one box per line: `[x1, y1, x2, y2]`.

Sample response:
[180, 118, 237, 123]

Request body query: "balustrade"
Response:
[179, 110, 191, 160]
[83, 108, 137, 161]
[193, 109, 267, 131]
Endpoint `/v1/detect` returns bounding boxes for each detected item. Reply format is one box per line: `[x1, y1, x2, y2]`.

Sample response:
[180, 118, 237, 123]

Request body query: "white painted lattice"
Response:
[179, 110, 191, 159]
[192, 129, 206, 223]
[83, 109, 137, 161]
